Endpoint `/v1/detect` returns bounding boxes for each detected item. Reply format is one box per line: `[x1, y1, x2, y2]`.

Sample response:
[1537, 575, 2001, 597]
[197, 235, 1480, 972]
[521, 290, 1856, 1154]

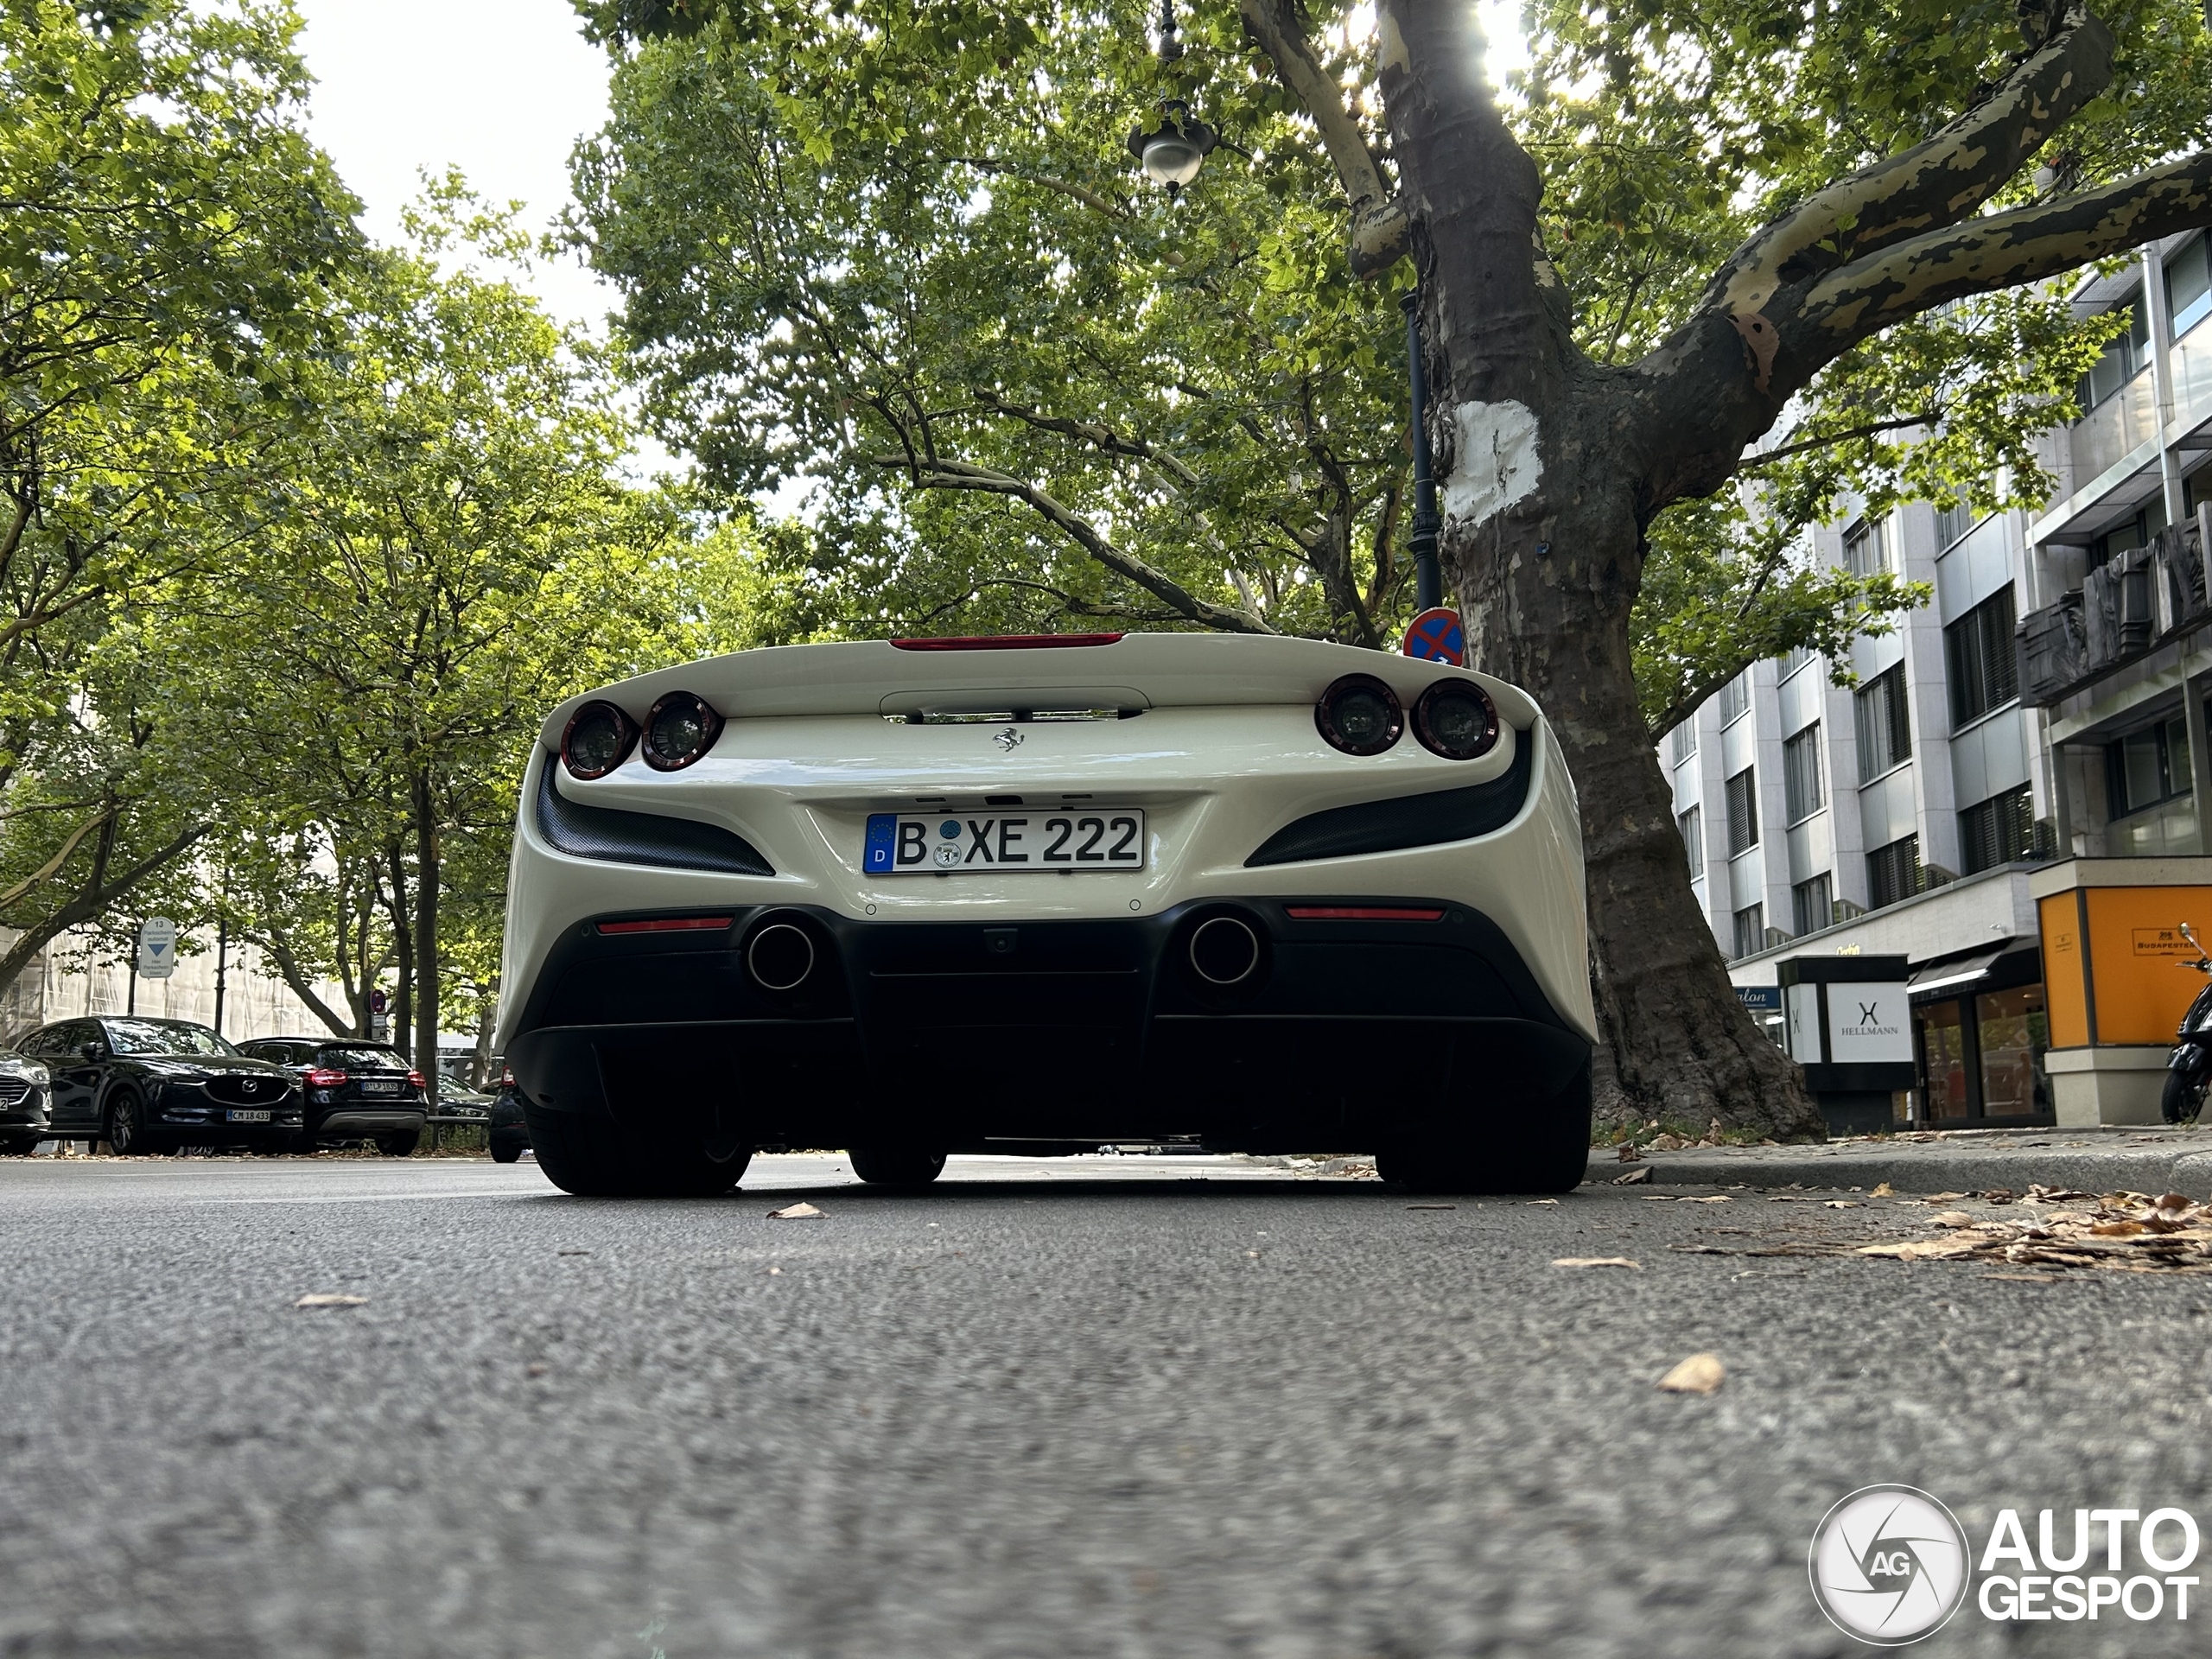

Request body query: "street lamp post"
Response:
[1124, 0, 1216, 197]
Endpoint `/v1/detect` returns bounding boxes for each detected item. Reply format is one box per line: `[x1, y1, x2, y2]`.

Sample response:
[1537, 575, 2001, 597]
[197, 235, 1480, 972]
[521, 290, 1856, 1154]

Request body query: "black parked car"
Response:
[234, 1037, 428, 1155]
[488, 1065, 531, 1164]
[0, 1047, 54, 1154]
[12, 1017, 301, 1154]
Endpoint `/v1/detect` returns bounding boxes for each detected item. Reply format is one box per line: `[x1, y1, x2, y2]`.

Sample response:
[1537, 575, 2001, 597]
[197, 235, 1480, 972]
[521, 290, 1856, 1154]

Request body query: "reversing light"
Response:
[1413, 679, 1499, 760]
[1315, 674, 1403, 756]
[642, 690, 723, 772]
[562, 699, 638, 780]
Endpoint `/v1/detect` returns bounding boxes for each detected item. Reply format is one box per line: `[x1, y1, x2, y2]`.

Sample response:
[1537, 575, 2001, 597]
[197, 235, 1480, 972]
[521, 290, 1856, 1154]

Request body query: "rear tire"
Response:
[849, 1147, 947, 1188]
[2162, 1066, 2207, 1126]
[378, 1131, 420, 1157]
[524, 1103, 750, 1198]
[1379, 1058, 1593, 1195]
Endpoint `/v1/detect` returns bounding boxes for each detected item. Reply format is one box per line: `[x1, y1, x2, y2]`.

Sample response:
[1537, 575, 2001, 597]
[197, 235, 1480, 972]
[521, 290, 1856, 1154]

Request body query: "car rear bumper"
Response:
[506, 899, 1590, 1147]
[308, 1109, 429, 1139]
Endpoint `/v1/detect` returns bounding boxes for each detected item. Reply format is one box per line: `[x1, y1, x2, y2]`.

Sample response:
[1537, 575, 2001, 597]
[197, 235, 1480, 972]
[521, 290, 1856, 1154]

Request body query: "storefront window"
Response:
[1977, 985, 2051, 1116]
[1918, 1001, 1972, 1121]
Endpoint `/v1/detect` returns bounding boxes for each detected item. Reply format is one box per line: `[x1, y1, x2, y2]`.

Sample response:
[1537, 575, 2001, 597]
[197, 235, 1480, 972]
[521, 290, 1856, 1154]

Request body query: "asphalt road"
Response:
[3, 1154, 2211, 1658]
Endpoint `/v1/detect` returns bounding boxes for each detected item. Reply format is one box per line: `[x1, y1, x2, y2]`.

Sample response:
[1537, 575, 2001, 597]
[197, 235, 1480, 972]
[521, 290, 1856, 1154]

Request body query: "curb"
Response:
[1585, 1132, 2212, 1198]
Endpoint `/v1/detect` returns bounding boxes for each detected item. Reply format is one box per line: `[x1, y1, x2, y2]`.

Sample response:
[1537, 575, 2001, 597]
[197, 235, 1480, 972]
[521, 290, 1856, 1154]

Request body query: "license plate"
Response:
[361, 1078, 402, 1094]
[865, 810, 1146, 874]
[226, 1109, 271, 1123]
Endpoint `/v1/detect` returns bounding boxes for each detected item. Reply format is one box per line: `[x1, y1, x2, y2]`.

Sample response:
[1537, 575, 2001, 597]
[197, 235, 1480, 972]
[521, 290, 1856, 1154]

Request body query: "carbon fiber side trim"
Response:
[1243, 728, 1535, 867]
[535, 755, 774, 877]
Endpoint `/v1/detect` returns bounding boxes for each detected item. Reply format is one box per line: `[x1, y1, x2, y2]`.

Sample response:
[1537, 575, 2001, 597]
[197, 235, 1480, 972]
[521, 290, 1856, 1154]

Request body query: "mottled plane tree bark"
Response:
[1243, 0, 2211, 1137]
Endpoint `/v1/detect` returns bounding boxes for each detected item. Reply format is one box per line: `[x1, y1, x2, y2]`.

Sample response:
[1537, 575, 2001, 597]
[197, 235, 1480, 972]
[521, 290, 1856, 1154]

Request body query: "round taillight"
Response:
[642, 690, 722, 772]
[1413, 679, 1499, 760]
[561, 700, 638, 780]
[1315, 674, 1403, 756]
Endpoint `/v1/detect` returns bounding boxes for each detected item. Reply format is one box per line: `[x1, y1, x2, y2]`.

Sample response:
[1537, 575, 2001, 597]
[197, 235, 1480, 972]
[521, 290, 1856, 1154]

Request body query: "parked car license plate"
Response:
[226, 1109, 271, 1123]
[865, 810, 1146, 874]
[361, 1078, 402, 1094]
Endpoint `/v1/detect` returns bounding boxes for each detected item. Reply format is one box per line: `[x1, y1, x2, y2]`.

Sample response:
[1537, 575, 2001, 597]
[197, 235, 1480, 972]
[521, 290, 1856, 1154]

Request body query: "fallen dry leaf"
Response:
[1657, 1352, 1726, 1394]
[1617, 1144, 1643, 1163]
[1553, 1255, 1642, 1270]
[1933, 1211, 1976, 1228]
[1612, 1166, 1653, 1185]
[767, 1201, 825, 1219]
[1926, 1192, 1967, 1202]
[294, 1293, 367, 1308]
[1678, 1195, 1732, 1205]
[1983, 1188, 2017, 1205]
[1871, 1182, 1893, 1198]
[766, 1266, 783, 1275]
[1824, 1200, 1863, 1209]
[2026, 1185, 2095, 1203]
[1526, 1198, 1560, 1206]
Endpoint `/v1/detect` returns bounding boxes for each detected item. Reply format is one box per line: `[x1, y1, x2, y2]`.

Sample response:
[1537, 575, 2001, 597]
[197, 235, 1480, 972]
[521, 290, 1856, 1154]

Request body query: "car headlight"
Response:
[642, 690, 723, 772]
[15, 1064, 46, 1086]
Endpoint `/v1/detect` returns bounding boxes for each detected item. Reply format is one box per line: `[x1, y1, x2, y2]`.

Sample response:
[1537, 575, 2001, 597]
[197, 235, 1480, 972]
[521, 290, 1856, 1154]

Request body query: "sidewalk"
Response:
[1584, 1123, 2212, 1197]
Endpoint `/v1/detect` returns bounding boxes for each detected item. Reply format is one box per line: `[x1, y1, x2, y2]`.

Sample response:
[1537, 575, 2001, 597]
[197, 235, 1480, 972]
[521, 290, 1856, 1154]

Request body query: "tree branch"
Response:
[253, 930, 358, 1039]
[1238, 0, 1409, 277]
[1739, 411, 1941, 470]
[1700, 1, 2114, 321]
[0, 810, 111, 912]
[865, 455, 1275, 633]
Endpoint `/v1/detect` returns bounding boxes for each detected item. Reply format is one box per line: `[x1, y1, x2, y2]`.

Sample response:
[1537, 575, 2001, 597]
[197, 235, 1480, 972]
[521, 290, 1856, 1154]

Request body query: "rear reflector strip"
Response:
[598, 916, 734, 934]
[1285, 906, 1446, 922]
[890, 633, 1123, 651]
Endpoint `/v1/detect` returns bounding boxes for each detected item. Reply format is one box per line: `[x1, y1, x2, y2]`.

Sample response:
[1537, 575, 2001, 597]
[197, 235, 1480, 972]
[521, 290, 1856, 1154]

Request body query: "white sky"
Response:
[293, 0, 620, 334]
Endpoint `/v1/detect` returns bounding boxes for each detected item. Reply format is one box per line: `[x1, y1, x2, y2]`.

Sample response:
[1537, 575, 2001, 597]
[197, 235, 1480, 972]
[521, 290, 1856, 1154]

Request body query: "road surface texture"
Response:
[3, 1153, 2209, 1658]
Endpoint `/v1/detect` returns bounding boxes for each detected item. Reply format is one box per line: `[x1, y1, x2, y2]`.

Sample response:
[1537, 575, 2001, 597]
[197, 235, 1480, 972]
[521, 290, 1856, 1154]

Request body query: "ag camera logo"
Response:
[1809, 1485, 1970, 1645]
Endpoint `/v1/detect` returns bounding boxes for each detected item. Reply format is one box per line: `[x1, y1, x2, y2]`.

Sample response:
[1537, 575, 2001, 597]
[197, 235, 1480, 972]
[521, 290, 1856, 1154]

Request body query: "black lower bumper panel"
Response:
[507, 899, 1589, 1148]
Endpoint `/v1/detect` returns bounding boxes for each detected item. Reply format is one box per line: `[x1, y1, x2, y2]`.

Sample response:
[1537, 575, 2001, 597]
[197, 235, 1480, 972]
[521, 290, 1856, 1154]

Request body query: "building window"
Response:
[1778, 644, 1818, 680]
[1843, 518, 1894, 579]
[1792, 873, 1833, 938]
[1669, 719, 1696, 766]
[2169, 234, 2211, 339]
[2080, 296, 2150, 410]
[2106, 715, 2194, 819]
[1732, 903, 1764, 961]
[1960, 783, 2035, 874]
[1783, 725, 1825, 823]
[1944, 585, 2019, 727]
[1854, 664, 1912, 782]
[2089, 507, 2158, 571]
[1868, 834, 1921, 910]
[1717, 671, 1751, 727]
[1932, 498, 1975, 550]
[1679, 805, 1703, 879]
[1726, 767, 1759, 855]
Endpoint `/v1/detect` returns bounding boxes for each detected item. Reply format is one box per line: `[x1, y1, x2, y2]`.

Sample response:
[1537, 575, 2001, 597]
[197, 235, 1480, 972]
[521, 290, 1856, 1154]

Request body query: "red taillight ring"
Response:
[305, 1068, 347, 1087]
[561, 699, 639, 780]
[642, 690, 723, 772]
[1314, 674, 1403, 756]
[1412, 679, 1499, 761]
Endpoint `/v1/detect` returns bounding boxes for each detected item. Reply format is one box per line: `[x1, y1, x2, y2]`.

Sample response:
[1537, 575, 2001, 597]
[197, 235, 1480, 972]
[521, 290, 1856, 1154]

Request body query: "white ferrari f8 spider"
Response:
[497, 632, 1594, 1195]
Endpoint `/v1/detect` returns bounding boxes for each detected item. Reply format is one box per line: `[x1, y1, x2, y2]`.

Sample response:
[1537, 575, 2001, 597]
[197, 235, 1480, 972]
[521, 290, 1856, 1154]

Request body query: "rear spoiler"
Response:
[536, 633, 1542, 751]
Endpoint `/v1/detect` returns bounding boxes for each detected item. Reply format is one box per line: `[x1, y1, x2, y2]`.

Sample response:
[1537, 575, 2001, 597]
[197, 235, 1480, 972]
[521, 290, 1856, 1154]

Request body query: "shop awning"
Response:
[1907, 948, 2009, 997]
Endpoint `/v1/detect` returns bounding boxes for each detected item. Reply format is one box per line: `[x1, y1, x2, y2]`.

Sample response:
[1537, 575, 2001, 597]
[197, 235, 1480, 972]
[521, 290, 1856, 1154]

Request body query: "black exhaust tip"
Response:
[1189, 915, 1262, 986]
[746, 922, 816, 992]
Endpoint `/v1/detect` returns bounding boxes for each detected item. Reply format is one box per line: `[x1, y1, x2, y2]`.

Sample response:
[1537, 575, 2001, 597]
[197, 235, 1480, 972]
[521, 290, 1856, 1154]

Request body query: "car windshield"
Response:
[318, 1046, 406, 1071]
[104, 1020, 238, 1058]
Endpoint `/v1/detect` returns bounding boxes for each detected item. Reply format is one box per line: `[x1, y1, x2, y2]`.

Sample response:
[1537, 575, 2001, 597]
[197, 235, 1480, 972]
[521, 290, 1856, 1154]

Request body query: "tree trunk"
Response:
[411, 772, 440, 1113]
[1376, 0, 1822, 1141]
[384, 838, 412, 1066]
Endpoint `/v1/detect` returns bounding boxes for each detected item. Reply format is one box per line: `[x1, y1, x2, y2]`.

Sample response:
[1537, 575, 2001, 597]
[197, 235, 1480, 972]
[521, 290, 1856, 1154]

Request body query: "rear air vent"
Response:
[535, 757, 774, 878]
[1245, 729, 1535, 867]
